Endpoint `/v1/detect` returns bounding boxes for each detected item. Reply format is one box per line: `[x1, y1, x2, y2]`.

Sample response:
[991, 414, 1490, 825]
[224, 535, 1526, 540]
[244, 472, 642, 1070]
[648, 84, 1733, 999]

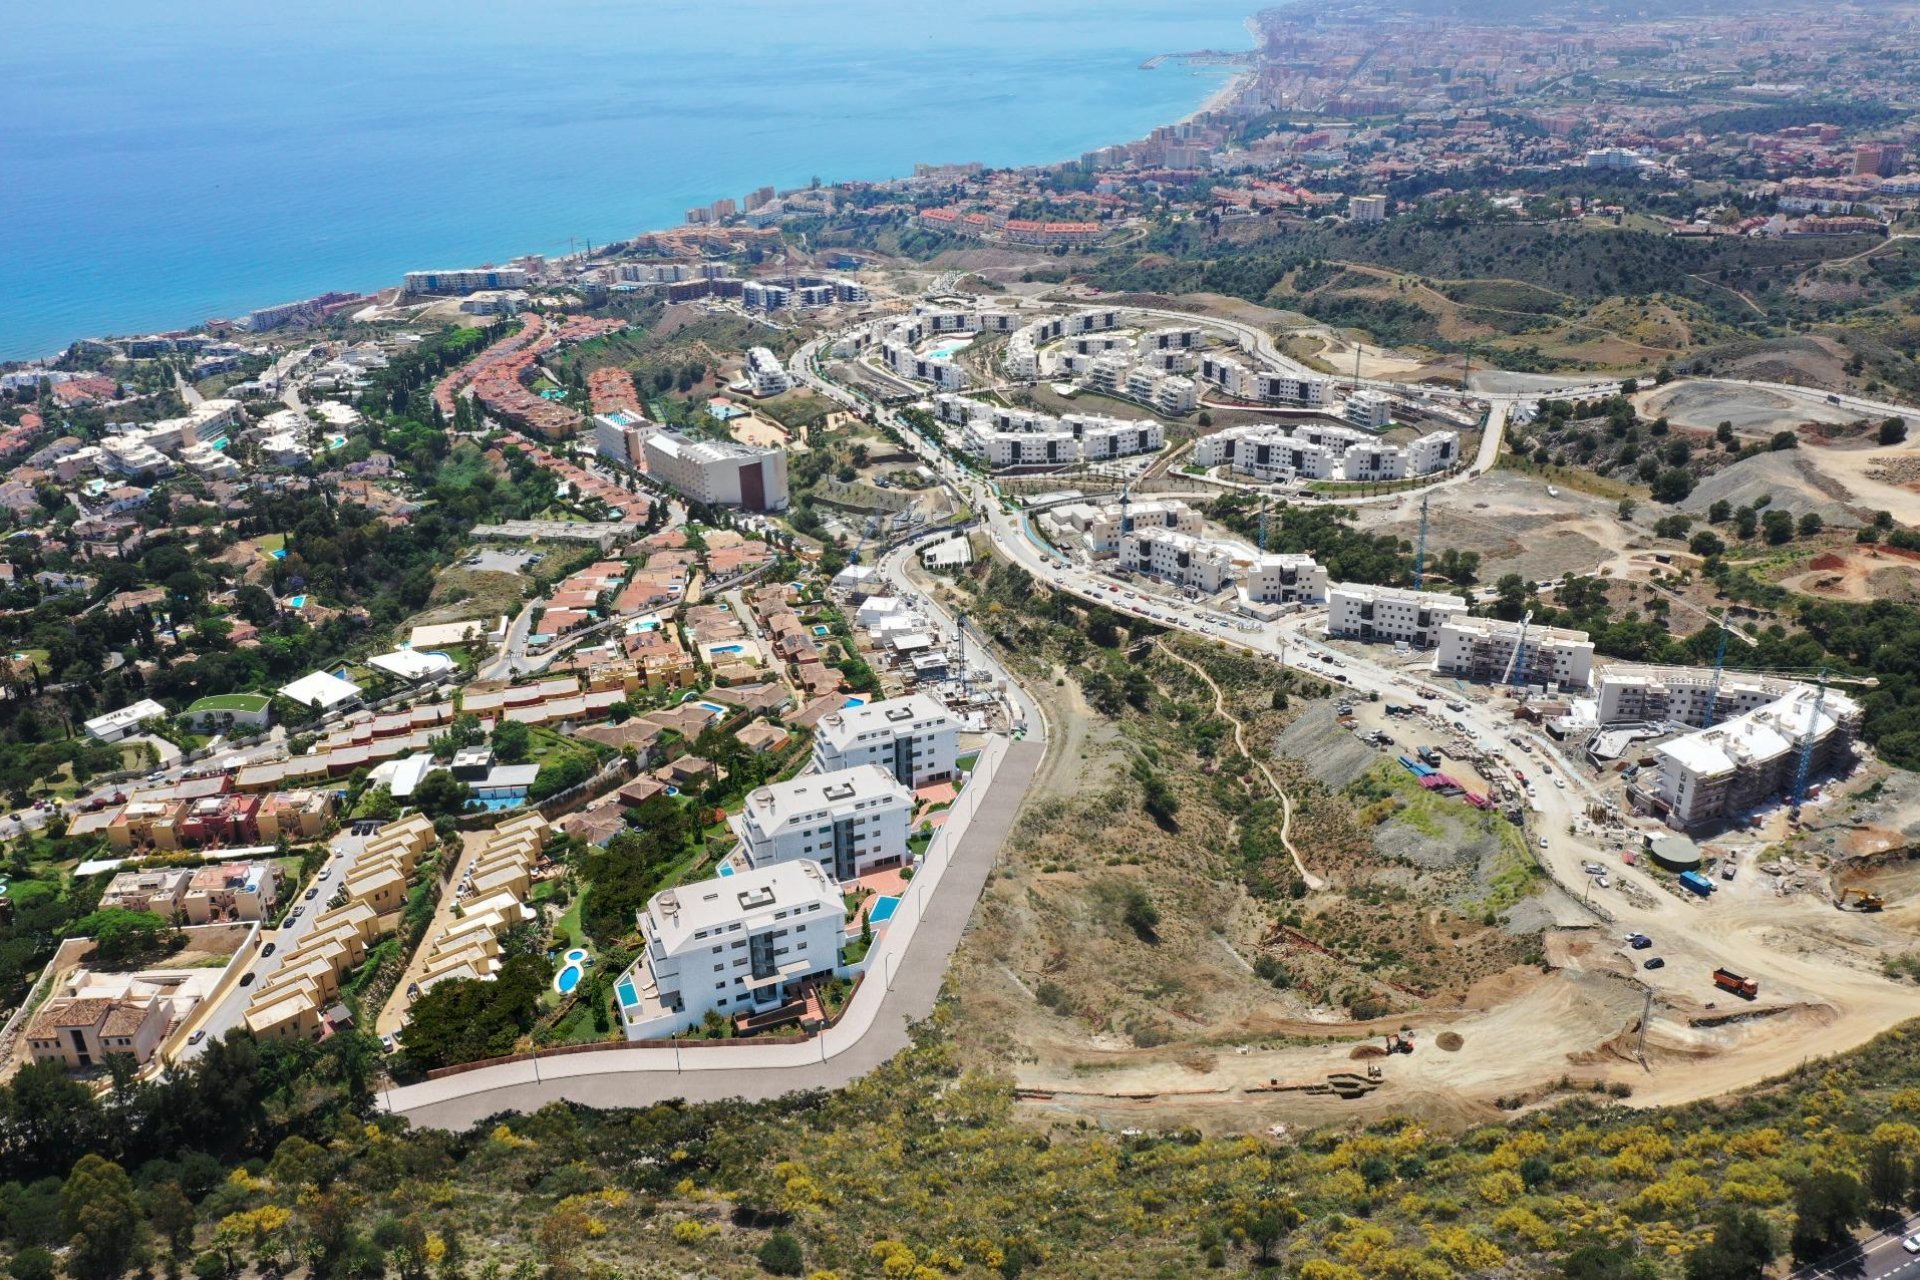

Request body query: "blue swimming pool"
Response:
[868, 895, 900, 924]
[695, 701, 726, 716]
[717, 863, 734, 877]
[811, 624, 830, 636]
[473, 796, 522, 812]
[270, 548, 287, 560]
[710, 643, 745, 654]
[843, 696, 867, 708]
[286, 594, 307, 608]
[554, 963, 583, 995]
[617, 978, 639, 1007]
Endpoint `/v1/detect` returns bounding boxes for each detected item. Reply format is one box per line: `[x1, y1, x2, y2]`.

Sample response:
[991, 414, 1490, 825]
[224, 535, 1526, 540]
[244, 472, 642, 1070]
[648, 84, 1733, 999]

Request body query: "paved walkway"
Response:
[383, 740, 1043, 1129]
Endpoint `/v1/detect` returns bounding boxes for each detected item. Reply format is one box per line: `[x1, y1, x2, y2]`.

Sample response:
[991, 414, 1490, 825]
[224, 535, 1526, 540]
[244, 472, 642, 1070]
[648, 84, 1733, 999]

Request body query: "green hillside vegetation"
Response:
[10, 1010, 1920, 1279]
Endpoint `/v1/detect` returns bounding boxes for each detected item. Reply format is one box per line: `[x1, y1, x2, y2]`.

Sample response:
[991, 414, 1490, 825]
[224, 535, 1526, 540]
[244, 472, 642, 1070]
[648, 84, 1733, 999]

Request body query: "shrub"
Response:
[758, 1230, 805, 1276]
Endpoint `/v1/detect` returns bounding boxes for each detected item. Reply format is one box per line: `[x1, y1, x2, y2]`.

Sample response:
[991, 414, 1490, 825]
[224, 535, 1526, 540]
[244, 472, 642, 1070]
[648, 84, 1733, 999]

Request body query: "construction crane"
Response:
[1412, 492, 1430, 590]
[1789, 667, 1880, 818]
[1502, 610, 1533, 689]
[1701, 618, 1733, 729]
[1258, 495, 1270, 553]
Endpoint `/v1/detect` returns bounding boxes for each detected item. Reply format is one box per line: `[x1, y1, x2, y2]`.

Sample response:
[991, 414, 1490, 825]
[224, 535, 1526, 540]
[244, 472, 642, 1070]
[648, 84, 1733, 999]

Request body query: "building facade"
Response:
[733, 764, 913, 882]
[812, 694, 959, 787]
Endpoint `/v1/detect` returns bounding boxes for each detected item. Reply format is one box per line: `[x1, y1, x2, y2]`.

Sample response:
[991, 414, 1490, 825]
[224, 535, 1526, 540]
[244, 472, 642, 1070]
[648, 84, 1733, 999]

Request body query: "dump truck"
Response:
[1679, 870, 1715, 897]
[1712, 968, 1759, 999]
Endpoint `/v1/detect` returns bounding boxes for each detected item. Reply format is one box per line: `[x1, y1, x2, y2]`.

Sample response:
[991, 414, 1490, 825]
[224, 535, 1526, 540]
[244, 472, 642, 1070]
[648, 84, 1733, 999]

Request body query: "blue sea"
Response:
[0, 0, 1253, 360]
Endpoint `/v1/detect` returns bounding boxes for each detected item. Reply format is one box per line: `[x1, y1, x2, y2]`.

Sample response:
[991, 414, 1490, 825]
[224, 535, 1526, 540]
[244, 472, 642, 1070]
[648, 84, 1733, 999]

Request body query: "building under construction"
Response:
[1434, 616, 1594, 690]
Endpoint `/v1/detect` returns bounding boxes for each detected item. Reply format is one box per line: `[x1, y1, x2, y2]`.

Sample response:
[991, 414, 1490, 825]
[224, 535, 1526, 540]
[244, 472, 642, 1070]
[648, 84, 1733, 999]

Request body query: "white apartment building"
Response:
[1643, 685, 1859, 830]
[1193, 421, 1457, 484]
[1326, 583, 1469, 647]
[1349, 194, 1388, 222]
[1241, 553, 1330, 606]
[745, 346, 791, 397]
[1345, 389, 1395, 430]
[1197, 354, 1331, 407]
[733, 764, 914, 882]
[955, 404, 1161, 470]
[1435, 617, 1594, 690]
[882, 339, 970, 391]
[642, 429, 790, 511]
[1596, 665, 1814, 728]
[1118, 528, 1239, 593]
[1145, 326, 1202, 351]
[812, 693, 959, 787]
[1041, 496, 1200, 558]
[614, 860, 846, 1040]
[592, 412, 656, 469]
[403, 267, 531, 295]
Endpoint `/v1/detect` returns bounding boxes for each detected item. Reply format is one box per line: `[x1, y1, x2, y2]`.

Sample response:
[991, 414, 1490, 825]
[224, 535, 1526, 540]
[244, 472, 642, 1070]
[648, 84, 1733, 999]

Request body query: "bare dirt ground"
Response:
[1351, 470, 1630, 583]
[1778, 544, 1920, 604]
[1638, 382, 1858, 436]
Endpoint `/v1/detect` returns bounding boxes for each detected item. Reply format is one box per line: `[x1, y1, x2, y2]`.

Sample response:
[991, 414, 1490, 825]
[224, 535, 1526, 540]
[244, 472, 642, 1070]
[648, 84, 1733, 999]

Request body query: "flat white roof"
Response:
[742, 763, 910, 833]
[646, 859, 840, 956]
[278, 670, 363, 709]
[816, 693, 954, 750]
[84, 698, 168, 736]
[367, 649, 457, 682]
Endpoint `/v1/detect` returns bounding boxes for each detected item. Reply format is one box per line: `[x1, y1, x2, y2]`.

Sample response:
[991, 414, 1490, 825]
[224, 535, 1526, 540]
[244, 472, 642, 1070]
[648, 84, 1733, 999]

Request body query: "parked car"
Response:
[187, 1030, 206, 1046]
[1643, 957, 1665, 970]
[261, 942, 277, 957]
[239, 972, 257, 987]
[1629, 935, 1653, 950]
[304, 887, 319, 900]
[1539, 836, 1550, 849]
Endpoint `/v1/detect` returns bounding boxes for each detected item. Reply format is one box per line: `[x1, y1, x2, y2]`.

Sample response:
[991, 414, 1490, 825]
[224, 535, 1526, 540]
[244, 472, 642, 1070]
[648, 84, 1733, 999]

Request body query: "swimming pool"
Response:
[868, 895, 900, 924]
[269, 549, 287, 560]
[927, 338, 971, 360]
[694, 701, 726, 716]
[843, 696, 867, 708]
[625, 618, 660, 635]
[617, 977, 639, 1007]
[564, 948, 588, 964]
[473, 796, 522, 812]
[717, 863, 734, 877]
[811, 624, 831, 637]
[554, 961, 584, 995]
[286, 594, 307, 608]
[710, 643, 745, 655]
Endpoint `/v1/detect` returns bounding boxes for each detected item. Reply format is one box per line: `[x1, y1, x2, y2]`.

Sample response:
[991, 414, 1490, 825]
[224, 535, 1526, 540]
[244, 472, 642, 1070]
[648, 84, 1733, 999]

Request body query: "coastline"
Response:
[8, 22, 1253, 365]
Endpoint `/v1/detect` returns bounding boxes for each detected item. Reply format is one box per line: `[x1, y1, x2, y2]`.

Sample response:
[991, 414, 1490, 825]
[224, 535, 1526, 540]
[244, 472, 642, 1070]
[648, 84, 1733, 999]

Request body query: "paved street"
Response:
[175, 829, 377, 1059]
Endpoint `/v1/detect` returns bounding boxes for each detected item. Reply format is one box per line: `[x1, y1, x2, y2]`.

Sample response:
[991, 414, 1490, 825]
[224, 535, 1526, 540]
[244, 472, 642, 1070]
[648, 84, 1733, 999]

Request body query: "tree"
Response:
[1769, 430, 1799, 451]
[411, 769, 473, 818]
[398, 954, 548, 1070]
[1685, 1207, 1775, 1280]
[1652, 469, 1694, 504]
[1762, 509, 1795, 545]
[1617, 497, 1638, 521]
[1120, 885, 1160, 942]
[491, 718, 532, 764]
[1689, 531, 1726, 559]
[62, 1154, 141, 1280]
[756, 1231, 804, 1276]
[67, 908, 174, 965]
[7, 1250, 55, 1280]
[1492, 573, 1529, 621]
[146, 1181, 197, 1259]
[1735, 507, 1758, 540]
[1243, 1201, 1302, 1265]
[1709, 499, 1732, 523]
[1716, 421, 1735, 444]
[1798, 512, 1824, 537]
[1866, 1140, 1908, 1210]
[1790, 1169, 1866, 1263]
[1880, 417, 1907, 446]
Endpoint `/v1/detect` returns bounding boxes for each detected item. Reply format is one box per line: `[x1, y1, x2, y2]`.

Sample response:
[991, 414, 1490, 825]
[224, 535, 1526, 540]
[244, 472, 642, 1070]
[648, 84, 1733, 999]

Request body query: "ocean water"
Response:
[0, 0, 1253, 360]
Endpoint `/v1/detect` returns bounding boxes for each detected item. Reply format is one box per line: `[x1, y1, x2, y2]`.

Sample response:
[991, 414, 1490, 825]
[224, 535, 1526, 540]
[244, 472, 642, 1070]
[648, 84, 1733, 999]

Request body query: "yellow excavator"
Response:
[1837, 887, 1886, 912]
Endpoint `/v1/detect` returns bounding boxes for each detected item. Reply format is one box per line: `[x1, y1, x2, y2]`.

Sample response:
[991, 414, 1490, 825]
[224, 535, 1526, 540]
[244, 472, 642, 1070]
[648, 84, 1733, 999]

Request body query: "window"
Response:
[714, 963, 724, 972]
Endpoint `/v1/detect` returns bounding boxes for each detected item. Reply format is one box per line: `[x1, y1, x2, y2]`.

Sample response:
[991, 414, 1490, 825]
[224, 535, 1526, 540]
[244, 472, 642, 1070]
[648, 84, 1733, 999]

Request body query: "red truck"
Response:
[1712, 968, 1759, 999]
